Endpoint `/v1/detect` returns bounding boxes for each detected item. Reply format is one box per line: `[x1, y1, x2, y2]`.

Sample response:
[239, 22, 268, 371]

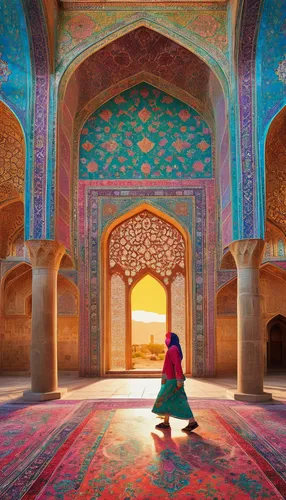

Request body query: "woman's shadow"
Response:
[149, 427, 231, 494]
[149, 429, 205, 494]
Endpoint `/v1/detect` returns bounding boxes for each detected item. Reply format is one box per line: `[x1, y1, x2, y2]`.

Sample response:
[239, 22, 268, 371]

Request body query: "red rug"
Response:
[0, 400, 285, 499]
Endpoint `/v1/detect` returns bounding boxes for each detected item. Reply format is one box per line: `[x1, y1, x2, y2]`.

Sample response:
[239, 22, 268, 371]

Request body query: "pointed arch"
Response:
[1, 263, 32, 316]
[266, 314, 286, 369]
[267, 314, 286, 332]
[1, 262, 31, 295]
[56, 24, 229, 253]
[101, 202, 192, 376]
[57, 17, 229, 93]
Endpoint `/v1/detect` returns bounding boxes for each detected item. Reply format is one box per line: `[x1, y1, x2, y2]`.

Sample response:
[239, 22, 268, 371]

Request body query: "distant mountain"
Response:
[132, 320, 166, 345]
[132, 310, 166, 323]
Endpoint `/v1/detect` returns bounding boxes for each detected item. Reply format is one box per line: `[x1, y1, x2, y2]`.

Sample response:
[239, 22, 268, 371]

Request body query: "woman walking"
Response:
[152, 332, 198, 432]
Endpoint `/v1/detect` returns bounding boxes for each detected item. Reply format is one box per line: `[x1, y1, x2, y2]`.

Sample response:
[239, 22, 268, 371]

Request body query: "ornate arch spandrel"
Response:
[57, 18, 229, 92]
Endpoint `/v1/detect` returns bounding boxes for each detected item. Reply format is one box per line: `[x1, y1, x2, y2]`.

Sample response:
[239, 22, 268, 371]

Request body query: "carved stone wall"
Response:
[4, 264, 31, 315]
[217, 279, 237, 316]
[2, 316, 31, 372]
[110, 274, 126, 370]
[0, 201, 23, 258]
[58, 317, 79, 371]
[216, 317, 237, 375]
[1, 268, 79, 372]
[216, 278, 237, 374]
[171, 273, 186, 371]
[11, 229, 24, 257]
[58, 274, 78, 315]
[0, 101, 25, 206]
[57, 275, 79, 370]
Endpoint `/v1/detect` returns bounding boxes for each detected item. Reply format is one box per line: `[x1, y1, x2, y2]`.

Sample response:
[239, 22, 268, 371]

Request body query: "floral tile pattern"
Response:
[79, 84, 213, 180]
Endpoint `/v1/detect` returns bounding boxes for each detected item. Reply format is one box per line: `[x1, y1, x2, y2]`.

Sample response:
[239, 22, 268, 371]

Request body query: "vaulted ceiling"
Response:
[64, 27, 222, 119]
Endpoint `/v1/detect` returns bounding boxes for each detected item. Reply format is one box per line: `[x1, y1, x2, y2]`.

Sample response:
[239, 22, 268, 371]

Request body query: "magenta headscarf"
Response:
[165, 332, 183, 360]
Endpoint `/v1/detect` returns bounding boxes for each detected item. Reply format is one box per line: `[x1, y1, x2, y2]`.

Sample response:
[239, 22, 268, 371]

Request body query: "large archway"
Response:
[102, 205, 191, 375]
[68, 27, 219, 378]
[56, 25, 229, 255]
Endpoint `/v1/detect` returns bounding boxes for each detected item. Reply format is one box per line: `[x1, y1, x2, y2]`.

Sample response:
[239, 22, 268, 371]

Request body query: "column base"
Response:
[226, 390, 272, 403]
[23, 388, 67, 402]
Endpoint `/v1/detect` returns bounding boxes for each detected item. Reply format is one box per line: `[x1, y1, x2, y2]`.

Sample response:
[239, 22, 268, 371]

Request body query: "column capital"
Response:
[25, 240, 65, 270]
[229, 239, 265, 270]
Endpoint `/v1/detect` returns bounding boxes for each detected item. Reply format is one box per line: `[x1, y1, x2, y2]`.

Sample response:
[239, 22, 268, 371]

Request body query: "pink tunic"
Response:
[162, 345, 184, 382]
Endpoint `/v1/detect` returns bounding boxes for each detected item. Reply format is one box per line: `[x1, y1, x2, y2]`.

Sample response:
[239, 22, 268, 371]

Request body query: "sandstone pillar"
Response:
[24, 240, 66, 401]
[228, 239, 272, 402]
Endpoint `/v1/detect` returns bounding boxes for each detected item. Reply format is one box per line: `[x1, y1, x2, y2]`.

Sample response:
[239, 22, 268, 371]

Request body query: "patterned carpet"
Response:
[0, 400, 285, 499]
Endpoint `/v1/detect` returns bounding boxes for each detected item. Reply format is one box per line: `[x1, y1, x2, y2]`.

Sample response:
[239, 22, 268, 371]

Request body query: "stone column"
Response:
[24, 240, 66, 401]
[228, 239, 272, 402]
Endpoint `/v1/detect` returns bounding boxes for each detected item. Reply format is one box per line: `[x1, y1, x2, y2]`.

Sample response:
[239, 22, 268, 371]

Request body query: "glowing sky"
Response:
[132, 275, 166, 323]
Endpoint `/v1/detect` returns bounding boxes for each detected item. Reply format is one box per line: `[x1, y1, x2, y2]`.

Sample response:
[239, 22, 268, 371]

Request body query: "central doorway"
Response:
[131, 274, 167, 370]
[102, 204, 191, 375]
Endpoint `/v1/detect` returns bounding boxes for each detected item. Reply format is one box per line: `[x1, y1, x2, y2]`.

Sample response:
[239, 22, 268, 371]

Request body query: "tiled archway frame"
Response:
[23, 0, 50, 239]
[55, 17, 232, 245]
[56, 16, 230, 82]
[78, 180, 216, 378]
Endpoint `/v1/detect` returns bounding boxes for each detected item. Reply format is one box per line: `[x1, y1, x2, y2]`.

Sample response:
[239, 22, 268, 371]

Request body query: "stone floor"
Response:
[0, 373, 285, 403]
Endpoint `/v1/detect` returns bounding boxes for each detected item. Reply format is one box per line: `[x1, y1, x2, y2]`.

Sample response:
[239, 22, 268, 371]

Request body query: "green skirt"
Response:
[152, 379, 194, 420]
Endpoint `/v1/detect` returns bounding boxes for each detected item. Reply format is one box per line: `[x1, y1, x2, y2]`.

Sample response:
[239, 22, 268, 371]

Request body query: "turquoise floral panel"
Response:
[0, 0, 30, 114]
[79, 83, 213, 180]
[257, 0, 286, 128]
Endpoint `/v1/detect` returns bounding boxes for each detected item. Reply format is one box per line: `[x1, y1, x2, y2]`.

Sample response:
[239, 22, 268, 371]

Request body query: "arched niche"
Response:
[267, 315, 286, 370]
[102, 204, 191, 375]
[56, 26, 229, 255]
[60, 252, 75, 269]
[0, 101, 25, 259]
